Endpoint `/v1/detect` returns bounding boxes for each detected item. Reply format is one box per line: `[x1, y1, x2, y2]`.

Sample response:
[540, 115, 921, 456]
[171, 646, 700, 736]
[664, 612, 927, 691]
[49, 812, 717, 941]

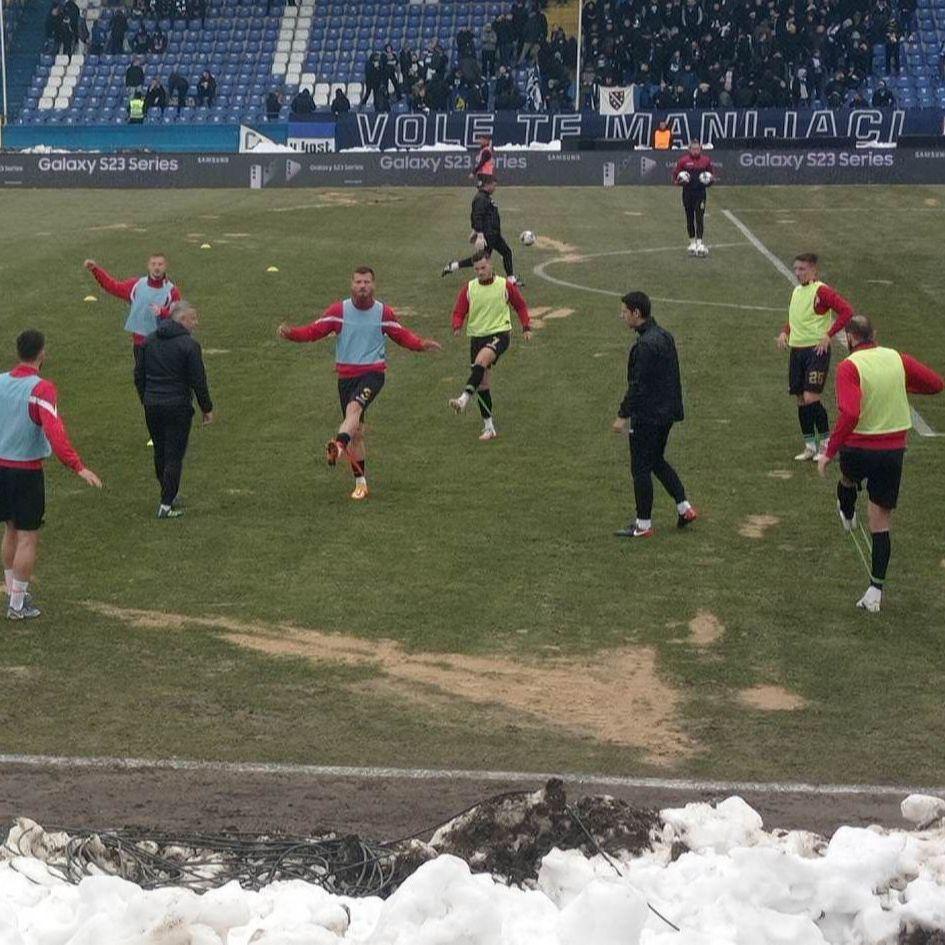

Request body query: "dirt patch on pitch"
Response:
[767, 470, 792, 480]
[737, 685, 808, 712]
[86, 604, 695, 763]
[533, 235, 579, 255]
[688, 610, 724, 648]
[739, 514, 781, 539]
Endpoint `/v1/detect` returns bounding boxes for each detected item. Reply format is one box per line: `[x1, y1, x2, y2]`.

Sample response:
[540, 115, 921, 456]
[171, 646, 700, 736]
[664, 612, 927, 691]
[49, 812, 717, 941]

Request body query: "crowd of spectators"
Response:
[582, 0, 911, 111]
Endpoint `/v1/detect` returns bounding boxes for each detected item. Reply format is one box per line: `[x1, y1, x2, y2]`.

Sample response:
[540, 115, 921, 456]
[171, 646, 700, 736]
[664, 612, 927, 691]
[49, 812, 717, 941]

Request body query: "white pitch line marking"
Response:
[533, 243, 784, 312]
[723, 209, 941, 437]
[0, 753, 939, 798]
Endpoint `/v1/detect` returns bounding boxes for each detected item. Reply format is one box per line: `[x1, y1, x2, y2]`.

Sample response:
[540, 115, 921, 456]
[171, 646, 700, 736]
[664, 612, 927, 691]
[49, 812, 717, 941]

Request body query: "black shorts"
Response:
[338, 371, 385, 419]
[839, 447, 904, 510]
[788, 346, 831, 395]
[0, 467, 46, 531]
[470, 331, 511, 365]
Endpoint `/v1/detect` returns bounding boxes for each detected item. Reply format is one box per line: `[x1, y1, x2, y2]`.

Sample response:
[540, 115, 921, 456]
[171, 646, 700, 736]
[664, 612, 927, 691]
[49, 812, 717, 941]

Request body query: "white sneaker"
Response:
[479, 427, 498, 441]
[856, 585, 883, 613]
[794, 444, 818, 461]
[836, 501, 856, 533]
[448, 394, 470, 414]
[687, 239, 698, 256]
[696, 240, 709, 257]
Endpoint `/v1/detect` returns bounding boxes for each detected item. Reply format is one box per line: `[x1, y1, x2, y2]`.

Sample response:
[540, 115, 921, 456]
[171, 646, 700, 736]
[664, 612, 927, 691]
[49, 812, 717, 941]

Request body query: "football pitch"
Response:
[1, 183, 943, 788]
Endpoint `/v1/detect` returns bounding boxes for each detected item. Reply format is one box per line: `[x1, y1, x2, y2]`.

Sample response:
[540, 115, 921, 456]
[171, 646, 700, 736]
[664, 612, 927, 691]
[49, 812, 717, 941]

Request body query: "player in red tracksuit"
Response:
[673, 141, 716, 257]
[470, 134, 495, 186]
[818, 314, 943, 612]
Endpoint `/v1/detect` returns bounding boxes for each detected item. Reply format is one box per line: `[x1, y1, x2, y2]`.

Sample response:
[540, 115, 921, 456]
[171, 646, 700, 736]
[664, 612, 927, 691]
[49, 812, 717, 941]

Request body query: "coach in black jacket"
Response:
[134, 301, 213, 519]
[612, 291, 696, 538]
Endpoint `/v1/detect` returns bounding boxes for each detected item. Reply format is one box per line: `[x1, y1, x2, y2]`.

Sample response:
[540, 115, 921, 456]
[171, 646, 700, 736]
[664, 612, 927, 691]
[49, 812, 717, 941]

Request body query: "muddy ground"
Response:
[0, 764, 914, 842]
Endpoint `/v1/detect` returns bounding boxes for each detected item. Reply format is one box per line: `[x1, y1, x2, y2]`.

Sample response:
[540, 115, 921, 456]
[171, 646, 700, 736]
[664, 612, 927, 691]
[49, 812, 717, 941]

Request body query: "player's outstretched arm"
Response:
[278, 308, 340, 343]
[84, 260, 136, 302]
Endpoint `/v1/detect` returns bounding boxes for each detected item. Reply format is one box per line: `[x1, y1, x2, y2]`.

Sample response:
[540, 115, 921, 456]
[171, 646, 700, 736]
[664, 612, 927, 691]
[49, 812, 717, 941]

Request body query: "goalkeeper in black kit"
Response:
[441, 176, 520, 285]
[673, 140, 715, 258]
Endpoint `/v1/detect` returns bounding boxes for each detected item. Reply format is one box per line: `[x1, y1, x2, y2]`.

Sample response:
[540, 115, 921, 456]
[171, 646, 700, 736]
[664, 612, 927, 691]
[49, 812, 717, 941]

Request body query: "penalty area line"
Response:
[0, 753, 940, 798]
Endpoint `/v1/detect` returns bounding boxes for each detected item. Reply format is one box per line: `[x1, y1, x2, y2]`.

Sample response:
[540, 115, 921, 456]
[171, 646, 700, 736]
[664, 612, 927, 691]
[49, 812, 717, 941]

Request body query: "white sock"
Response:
[4, 569, 13, 594]
[458, 392, 471, 408]
[483, 417, 496, 432]
[355, 476, 367, 487]
[10, 579, 28, 611]
[677, 500, 692, 514]
[636, 518, 652, 531]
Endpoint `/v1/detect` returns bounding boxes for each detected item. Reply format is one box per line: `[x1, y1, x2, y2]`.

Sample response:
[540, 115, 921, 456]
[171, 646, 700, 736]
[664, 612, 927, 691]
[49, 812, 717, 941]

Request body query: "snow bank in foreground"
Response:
[3, 795, 945, 945]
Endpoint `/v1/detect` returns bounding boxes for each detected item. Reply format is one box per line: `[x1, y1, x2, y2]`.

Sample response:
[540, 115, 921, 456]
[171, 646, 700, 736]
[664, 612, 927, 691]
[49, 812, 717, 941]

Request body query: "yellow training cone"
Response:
[83, 295, 98, 302]
[200, 242, 212, 249]
[266, 265, 279, 272]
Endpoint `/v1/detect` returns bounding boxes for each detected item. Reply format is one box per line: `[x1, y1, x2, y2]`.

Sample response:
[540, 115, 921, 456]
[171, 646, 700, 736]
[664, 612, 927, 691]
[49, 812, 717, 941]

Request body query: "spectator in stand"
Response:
[520, 5, 547, 66]
[45, 4, 62, 53]
[127, 87, 146, 123]
[494, 63, 522, 110]
[939, 39, 945, 81]
[494, 13, 515, 68]
[132, 26, 150, 54]
[62, 0, 80, 40]
[55, 11, 75, 58]
[510, 0, 528, 61]
[195, 70, 216, 107]
[363, 52, 382, 110]
[189, 0, 206, 28]
[89, 18, 107, 54]
[885, 20, 902, 75]
[456, 25, 475, 59]
[481, 20, 497, 79]
[791, 67, 812, 107]
[265, 89, 283, 120]
[125, 57, 145, 91]
[144, 77, 167, 116]
[109, 8, 128, 54]
[427, 72, 451, 111]
[168, 71, 188, 114]
[410, 80, 430, 112]
[150, 25, 167, 54]
[290, 86, 315, 114]
[383, 44, 402, 101]
[872, 80, 895, 107]
[824, 71, 848, 108]
[331, 86, 351, 116]
[692, 81, 716, 108]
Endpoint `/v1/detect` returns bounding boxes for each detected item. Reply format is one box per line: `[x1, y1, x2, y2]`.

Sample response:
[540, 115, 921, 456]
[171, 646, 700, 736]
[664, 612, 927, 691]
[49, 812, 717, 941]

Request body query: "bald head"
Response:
[169, 300, 199, 332]
[845, 314, 874, 347]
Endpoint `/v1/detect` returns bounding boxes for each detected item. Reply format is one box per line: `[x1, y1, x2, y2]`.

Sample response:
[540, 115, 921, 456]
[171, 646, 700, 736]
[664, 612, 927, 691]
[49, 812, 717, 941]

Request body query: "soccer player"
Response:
[612, 292, 697, 538]
[84, 255, 180, 375]
[1, 330, 103, 620]
[277, 266, 441, 500]
[469, 134, 495, 186]
[672, 140, 715, 257]
[818, 315, 943, 613]
[447, 253, 531, 441]
[441, 176, 519, 284]
[776, 253, 855, 461]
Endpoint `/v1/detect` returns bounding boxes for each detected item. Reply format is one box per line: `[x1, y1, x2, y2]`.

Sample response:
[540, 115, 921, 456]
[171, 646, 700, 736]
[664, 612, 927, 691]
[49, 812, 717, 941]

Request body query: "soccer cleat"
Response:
[696, 240, 709, 257]
[687, 239, 698, 256]
[448, 395, 469, 414]
[794, 444, 818, 461]
[350, 483, 370, 501]
[614, 523, 655, 538]
[508, 275, 525, 288]
[479, 428, 498, 441]
[677, 507, 698, 529]
[157, 504, 184, 519]
[856, 585, 883, 613]
[441, 262, 454, 277]
[325, 438, 346, 466]
[7, 601, 41, 620]
[836, 501, 857, 533]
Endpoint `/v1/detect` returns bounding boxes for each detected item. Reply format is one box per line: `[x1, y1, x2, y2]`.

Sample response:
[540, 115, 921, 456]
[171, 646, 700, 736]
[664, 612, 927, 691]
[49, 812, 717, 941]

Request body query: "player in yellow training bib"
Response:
[447, 253, 531, 441]
[776, 252, 855, 461]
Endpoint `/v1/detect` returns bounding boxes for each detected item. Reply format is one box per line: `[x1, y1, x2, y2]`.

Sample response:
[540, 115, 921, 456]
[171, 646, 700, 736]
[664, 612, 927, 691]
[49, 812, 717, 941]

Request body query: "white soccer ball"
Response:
[699, 170, 713, 185]
[519, 230, 536, 246]
[676, 170, 691, 184]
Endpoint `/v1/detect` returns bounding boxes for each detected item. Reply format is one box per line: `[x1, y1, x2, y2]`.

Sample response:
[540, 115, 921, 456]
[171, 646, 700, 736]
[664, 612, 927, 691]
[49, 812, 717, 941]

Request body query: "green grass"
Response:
[0, 184, 943, 784]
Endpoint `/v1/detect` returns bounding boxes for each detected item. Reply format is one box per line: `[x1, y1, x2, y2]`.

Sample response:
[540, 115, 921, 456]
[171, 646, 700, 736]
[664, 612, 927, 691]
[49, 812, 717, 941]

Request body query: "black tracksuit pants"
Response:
[683, 188, 706, 239]
[629, 421, 686, 519]
[144, 404, 193, 505]
[459, 232, 515, 277]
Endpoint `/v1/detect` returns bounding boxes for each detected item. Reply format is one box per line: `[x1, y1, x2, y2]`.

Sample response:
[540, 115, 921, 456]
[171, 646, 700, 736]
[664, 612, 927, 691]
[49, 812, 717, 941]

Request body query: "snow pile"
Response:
[3, 794, 945, 944]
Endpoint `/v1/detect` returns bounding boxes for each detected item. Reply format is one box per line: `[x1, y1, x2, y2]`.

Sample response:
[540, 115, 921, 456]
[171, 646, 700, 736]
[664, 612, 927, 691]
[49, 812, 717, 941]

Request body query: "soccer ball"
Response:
[699, 171, 713, 185]
[676, 170, 691, 184]
[519, 230, 536, 246]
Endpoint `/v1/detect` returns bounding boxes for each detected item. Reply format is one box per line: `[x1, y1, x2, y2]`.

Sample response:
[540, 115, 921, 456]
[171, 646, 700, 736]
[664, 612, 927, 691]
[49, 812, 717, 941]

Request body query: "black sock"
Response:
[870, 531, 891, 588]
[813, 401, 830, 436]
[797, 404, 816, 438]
[478, 389, 493, 419]
[465, 363, 486, 391]
[337, 432, 351, 447]
[351, 458, 365, 478]
[837, 481, 857, 519]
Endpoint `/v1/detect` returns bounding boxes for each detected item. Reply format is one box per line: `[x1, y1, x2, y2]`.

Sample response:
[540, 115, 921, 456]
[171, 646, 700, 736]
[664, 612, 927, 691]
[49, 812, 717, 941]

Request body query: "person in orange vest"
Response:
[470, 134, 495, 186]
[818, 314, 943, 612]
[653, 121, 672, 150]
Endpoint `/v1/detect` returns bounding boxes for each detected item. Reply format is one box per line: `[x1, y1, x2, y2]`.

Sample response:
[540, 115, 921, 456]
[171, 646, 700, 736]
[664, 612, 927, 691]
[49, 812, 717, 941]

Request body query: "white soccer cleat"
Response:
[479, 427, 497, 441]
[696, 240, 709, 257]
[856, 585, 883, 613]
[449, 394, 470, 414]
[687, 239, 698, 256]
[836, 501, 857, 533]
[794, 444, 818, 461]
